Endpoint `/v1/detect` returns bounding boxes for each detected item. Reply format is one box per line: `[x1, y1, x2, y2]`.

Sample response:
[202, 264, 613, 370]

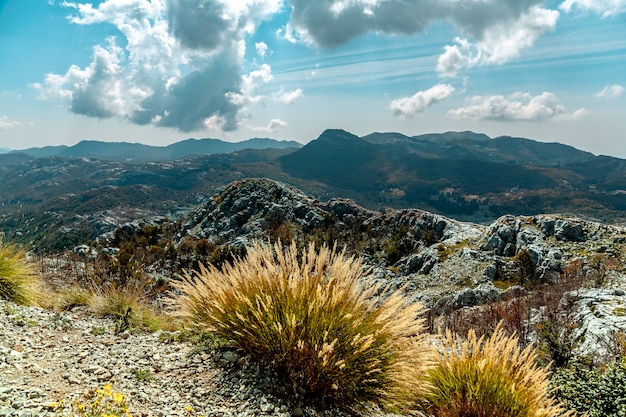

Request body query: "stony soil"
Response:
[0, 299, 394, 417]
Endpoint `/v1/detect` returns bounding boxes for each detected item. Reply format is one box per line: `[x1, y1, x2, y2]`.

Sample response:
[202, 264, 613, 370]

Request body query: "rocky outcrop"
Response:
[101, 178, 626, 362]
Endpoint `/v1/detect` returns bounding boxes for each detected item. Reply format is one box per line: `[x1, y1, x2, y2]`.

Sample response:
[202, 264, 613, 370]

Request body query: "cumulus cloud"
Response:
[285, 0, 549, 48]
[559, 0, 626, 17]
[438, 6, 559, 76]
[448, 92, 566, 121]
[36, 0, 283, 133]
[0, 116, 23, 130]
[272, 88, 303, 104]
[255, 41, 269, 57]
[249, 118, 288, 132]
[595, 84, 625, 99]
[555, 107, 590, 120]
[389, 84, 455, 118]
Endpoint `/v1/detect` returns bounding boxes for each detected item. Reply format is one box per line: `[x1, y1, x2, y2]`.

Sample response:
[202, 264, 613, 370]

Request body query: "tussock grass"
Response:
[50, 286, 93, 311]
[0, 243, 40, 305]
[425, 323, 573, 417]
[170, 241, 433, 411]
[89, 281, 171, 333]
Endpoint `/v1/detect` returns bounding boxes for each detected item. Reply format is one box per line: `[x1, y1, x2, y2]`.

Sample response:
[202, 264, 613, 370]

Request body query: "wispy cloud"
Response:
[595, 84, 625, 99]
[389, 84, 455, 118]
[0, 116, 23, 130]
[448, 92, 569, 121]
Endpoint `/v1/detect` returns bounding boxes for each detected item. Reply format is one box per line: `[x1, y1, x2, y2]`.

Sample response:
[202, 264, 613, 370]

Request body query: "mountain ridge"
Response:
[1, 129, 625, 252]
[15, 137, 302, 163]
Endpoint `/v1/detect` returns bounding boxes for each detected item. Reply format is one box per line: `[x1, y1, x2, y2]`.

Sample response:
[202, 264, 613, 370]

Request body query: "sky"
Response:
[0, 0, 625, 158]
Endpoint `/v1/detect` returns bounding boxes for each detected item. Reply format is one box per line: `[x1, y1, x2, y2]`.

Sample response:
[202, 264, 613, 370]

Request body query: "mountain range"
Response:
[13, 137, 302, 163]
[1, 129, 624, 252]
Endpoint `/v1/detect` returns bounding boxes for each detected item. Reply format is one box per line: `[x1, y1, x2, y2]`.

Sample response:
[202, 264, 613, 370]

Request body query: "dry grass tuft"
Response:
[169, 240, 433, 411]
[0, 242, 41, 305]
[89, 279, 171, 333]
[425, 323, 574, 417]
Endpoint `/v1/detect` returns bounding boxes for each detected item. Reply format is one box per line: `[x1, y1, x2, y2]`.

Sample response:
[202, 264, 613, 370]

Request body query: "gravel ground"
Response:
[0, 299, 404, 417]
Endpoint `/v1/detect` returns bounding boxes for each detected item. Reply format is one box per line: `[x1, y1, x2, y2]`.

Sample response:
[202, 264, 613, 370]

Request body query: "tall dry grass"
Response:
[0, 242, 40, 305]
[169, 240, 433, 411]
[424, 323, 574, 417]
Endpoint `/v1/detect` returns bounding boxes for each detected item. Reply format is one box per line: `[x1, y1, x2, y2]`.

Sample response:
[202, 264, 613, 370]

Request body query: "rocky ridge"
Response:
[174, 179, 626, 352]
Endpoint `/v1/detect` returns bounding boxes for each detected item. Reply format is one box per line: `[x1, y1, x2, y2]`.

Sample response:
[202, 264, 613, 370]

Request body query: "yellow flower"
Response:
[102, 383, 113, 396]
[113, 392, 125, 404]
[184, 405, 194, 415]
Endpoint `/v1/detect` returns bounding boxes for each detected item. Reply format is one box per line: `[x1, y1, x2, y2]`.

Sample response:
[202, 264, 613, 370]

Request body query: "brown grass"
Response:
[0, 243, 41, 305]
[169, 240, 434, 412]
[424, 323, 574, 417]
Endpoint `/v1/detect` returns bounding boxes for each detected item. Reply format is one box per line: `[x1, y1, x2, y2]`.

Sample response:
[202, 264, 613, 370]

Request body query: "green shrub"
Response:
[424, 324, 572, 417]
[551, 357, 626, 417]
[170, 241, 433, 411]
[0, 242, 40, 305]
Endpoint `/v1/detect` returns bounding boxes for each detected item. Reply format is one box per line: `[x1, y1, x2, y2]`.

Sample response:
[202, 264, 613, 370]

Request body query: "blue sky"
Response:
[0, 0, 625, 158]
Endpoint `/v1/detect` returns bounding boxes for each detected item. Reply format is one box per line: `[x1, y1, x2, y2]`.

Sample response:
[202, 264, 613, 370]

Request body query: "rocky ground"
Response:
[0, 300, 387, 417]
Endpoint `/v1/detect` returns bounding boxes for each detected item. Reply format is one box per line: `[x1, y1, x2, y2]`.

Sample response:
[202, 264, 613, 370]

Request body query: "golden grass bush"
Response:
[89, 280, 172, 333]
[0, 242, 41, 305]
[170, 240, 433, 411]
[424, 323, 574, 417]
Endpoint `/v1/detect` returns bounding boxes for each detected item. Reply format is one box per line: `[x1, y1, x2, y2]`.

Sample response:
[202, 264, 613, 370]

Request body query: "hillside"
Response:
[1, 129, 625, 252]
[2, 178, 626, 417]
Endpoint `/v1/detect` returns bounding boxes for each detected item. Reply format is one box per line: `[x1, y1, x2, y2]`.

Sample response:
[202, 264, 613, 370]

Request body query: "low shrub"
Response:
[170, 241, 433, 412]
[424, 324, 573, 417]
[0, 242, 40, 305]
[551, 357, 626, 417]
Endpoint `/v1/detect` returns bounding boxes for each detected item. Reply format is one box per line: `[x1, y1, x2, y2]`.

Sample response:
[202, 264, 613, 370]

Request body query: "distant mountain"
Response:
[361, 131, 595, 166]
[1, 128, 625, 252]
[16, 137, 302, 163]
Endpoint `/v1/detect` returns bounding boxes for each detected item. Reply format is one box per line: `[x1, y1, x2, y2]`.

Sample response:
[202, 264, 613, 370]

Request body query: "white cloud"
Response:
[448, 92, 566, 121]
[0, 116, 23, 130]
[438, 6, 559, 77]
[273, 88, 303, 104]
[560, 0, 626, 17]
[249, 118, 288, 132]
[595, 84, 625, 99]
[36, 0, 287, 133]
[389, 84, 455, 118]
[255, 42, 269, 57]
[555, 107, 590, 120]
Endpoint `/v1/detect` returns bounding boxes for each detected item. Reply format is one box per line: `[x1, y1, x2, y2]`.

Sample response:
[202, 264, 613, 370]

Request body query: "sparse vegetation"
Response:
[170, 240, 434, 411]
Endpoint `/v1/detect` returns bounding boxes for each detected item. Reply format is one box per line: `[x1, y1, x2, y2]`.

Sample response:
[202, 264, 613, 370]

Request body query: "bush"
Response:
[170, 241, 433, 411]
[551, 357, 626, 417]
[424, 324, 573, 417]
[0, 242, 39, 305]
